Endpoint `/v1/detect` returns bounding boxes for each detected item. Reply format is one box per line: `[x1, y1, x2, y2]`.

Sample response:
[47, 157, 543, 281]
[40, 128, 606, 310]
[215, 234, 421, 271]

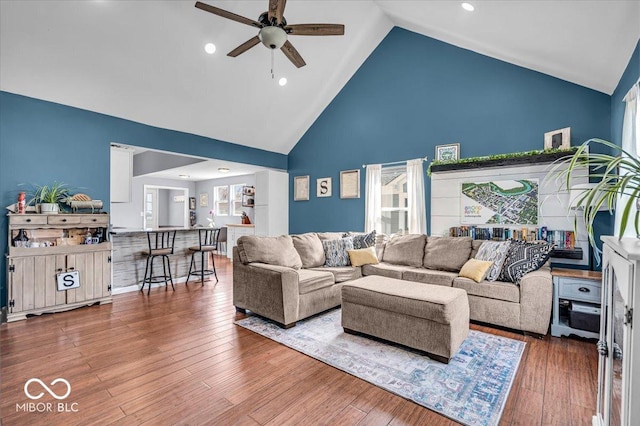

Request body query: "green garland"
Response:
[427, 147, 577, 176]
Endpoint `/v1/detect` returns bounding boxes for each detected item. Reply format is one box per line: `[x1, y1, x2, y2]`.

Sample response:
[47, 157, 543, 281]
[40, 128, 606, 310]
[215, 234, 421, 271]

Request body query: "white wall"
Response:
[194, 174, 256, 227]
[110, 176, 195, 229]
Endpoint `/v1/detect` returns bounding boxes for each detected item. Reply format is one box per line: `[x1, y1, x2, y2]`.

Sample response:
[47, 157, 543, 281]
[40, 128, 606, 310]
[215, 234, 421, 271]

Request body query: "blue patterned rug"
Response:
[236, 308, 525, 426]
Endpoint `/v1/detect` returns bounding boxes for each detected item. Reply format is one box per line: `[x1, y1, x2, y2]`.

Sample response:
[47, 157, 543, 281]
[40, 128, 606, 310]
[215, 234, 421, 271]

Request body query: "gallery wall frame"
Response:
[294, 175, 310, 201]
[317, 177, 332, 198]
[435, 143, 460, 161]
[340, 169, 360, 199]
[544, 127, 571, 150]
[199, 193, 208, 207]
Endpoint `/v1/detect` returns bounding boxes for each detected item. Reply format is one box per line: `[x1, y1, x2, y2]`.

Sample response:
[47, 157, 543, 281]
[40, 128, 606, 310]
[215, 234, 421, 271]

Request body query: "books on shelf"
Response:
[448, 225, 576, 249]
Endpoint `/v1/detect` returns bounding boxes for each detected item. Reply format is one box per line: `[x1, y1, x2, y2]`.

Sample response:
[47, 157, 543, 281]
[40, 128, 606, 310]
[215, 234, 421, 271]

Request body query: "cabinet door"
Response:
[8, 255, 65, 313]
[111, 147, 132, 203]
[66, 251, 111, 303]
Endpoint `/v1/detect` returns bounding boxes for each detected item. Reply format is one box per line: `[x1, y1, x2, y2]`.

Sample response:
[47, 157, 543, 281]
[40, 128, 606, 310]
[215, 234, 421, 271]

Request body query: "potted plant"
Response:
[30, 181, 70, 214]
[551, 138, 639, 249]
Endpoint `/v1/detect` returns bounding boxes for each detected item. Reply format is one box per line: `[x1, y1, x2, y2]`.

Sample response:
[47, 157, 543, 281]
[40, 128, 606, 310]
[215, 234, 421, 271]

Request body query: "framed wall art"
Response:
[544, 127, 571, 150]
[435, 143, 460, 161]
[189, 197, 196, 210]
[340, 169, 360, 199]
[199, 193, 208, 207]
[317, 177, 332, 198]
[294, 175, 310, 201]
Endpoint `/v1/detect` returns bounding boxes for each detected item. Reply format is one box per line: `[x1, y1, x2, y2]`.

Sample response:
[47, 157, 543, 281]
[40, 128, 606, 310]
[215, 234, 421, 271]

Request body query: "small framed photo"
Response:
[294, 176, 310, 201]
[317, 177, 332, 198]
[544, 127, 571, 150]
[435, 143, 460, 161]
[199, 193, 208, 207]
[340, 169, 360, 199]
[189, 197, 196, 210]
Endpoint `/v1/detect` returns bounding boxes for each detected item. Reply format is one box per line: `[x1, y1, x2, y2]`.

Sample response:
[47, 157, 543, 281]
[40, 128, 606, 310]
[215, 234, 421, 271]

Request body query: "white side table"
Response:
[551, 268, 602, 339]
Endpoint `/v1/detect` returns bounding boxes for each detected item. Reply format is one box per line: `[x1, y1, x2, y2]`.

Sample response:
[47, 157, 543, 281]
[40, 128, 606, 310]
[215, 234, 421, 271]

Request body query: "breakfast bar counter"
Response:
[110, 227, 216, 291]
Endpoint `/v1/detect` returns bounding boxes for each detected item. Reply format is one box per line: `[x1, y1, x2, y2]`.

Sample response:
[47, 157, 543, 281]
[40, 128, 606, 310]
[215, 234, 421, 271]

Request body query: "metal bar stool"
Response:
[187, 228, 219, 285]
[141, 230, 177, 295]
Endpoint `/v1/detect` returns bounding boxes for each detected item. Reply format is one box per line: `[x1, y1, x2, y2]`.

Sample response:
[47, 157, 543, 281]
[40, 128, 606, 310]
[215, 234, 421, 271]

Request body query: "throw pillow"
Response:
[459, 259, 494, 283]
[347, 247, 379, 267]
[322, 237, 354, 267]
[342, 230, 376, 249]
[498, 240, 553, 284]
[475, 240, 512, 281]
[236, 235, 303, 269]
[291, 233, 325, 268]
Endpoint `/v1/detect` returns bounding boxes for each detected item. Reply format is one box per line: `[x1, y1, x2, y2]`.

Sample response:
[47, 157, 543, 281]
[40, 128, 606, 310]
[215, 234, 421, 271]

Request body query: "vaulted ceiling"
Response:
[1, 1, 638, 155]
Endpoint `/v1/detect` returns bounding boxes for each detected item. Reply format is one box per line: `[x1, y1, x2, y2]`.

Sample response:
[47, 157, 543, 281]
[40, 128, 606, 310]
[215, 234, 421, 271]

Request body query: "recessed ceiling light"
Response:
[218, 167, 230, 173]
[204, 43, 216, 54]
[179, 174, 190, 179]
[278, 77, 287, 86]
[461, 2, 475, 12]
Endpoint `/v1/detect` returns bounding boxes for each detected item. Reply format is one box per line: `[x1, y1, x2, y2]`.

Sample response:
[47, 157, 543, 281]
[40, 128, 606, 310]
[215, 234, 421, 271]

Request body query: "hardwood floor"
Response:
[1, 255, 598, 425]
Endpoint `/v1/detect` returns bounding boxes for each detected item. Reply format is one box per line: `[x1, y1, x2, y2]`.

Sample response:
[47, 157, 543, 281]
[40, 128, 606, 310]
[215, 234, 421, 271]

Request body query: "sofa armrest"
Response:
[233, 248, 300, 326]
[519, 266, 553, 334]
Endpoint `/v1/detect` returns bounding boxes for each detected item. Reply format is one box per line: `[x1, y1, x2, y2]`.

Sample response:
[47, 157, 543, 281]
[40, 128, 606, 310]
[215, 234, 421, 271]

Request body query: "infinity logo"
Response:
[24, 378, 71, 400]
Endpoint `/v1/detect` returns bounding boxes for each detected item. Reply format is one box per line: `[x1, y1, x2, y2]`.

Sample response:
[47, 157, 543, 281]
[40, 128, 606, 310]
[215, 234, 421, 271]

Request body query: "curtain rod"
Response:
[362, 156, 428, 169]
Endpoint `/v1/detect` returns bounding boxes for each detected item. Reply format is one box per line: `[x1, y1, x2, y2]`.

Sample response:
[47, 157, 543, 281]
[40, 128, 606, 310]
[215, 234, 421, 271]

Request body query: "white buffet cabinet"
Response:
[594, 237, 639, 425]
[226, 224, 255, 260]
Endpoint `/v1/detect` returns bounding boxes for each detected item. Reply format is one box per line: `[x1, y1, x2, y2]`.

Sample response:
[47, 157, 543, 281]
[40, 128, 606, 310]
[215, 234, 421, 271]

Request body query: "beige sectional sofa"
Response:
[233, 232, 553, 335]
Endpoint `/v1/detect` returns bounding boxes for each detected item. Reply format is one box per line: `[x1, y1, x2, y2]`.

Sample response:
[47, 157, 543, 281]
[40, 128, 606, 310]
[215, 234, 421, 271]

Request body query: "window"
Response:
[381, 166, 408, 235]
[213, 185, 229, 216]
[231, 184, 245, 216]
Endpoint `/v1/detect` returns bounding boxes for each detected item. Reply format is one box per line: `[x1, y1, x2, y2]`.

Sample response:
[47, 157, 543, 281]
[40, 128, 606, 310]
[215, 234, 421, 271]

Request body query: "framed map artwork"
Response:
[460, 179, 538, 225]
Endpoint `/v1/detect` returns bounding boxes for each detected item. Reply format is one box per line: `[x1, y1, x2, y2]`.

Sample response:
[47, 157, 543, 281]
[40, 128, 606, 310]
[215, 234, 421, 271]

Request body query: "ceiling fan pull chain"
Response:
[271, 49, 275, 79]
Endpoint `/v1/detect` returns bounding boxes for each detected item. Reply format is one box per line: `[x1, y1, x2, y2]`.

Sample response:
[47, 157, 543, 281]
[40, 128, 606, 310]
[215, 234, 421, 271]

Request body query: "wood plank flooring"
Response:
[1, 255, 598, 425]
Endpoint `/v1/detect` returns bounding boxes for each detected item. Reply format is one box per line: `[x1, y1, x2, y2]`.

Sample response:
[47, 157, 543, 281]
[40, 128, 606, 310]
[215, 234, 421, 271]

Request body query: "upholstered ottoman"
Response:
[341, 275, 470, 363]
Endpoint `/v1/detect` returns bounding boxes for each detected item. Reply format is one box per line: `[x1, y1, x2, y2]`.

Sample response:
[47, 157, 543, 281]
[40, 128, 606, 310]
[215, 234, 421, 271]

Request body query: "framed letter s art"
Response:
[316, 177, 332, 198]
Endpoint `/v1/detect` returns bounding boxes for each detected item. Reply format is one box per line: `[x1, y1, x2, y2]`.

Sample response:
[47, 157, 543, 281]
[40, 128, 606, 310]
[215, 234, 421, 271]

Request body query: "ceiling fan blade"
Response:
[195, 1, 262, 29]
[281, 40, 306, 68]
[227, 36, 261, 57]
[285, 24, 345, 36]
[268, 0, 287, 25]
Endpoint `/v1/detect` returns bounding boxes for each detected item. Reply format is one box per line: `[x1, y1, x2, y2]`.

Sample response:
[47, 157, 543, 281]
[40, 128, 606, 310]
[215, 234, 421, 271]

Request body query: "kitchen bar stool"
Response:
[187, 228, 219, 285]
[141, 230, 176, 295]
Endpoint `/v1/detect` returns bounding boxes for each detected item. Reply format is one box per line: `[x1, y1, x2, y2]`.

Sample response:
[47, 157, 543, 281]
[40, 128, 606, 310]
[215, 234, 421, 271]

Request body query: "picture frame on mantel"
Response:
[340, 169, 360, 199]
[544, 127, 571, 150]
[435, 143, 460, 161]
[294, 176, 310, 201]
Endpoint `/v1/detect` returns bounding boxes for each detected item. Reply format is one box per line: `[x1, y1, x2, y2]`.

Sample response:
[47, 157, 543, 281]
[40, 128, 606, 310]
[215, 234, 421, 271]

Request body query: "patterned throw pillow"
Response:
[475, 240, 512, 281]
[322, 237, 354, 267]
[343, 231, 376, 250]
[498, 241, 553, 284]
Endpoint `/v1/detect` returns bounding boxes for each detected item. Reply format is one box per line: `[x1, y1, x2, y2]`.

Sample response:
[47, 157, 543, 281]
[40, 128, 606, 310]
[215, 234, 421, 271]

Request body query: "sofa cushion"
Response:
[347, 247, 379, 267]
[322, 237, 354, 267]
[423, 236, 472, 272]
[297, 269, 335, 294]
[317, 232, 346, 241]
[459, 259, 494, 283]
[498, 241, 553, 284]
[237, 235, 302, 270]
[474, 240, 512, 281]
[292, 233, 325, 268]
[381, 234, 427, 267]
[402, 268, 457, 287]
[470, 239, 485, 259]
[453, 277, 520, 303]
[343, 230, 376, 249]
[361, 262, 408, 279]
[308, 266, 362, 283]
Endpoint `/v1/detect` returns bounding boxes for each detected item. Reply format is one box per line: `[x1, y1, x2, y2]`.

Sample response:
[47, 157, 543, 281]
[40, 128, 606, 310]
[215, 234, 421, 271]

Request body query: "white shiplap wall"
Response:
[430, 163, 589, 266]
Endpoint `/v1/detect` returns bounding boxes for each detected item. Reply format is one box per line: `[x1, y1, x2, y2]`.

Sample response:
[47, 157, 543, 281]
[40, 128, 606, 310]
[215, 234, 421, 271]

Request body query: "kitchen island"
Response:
[110, 227, 218, 292]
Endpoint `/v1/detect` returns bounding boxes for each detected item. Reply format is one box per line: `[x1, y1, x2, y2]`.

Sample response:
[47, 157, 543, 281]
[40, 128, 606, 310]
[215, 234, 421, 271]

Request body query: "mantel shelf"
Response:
[430, 150, 575, 173]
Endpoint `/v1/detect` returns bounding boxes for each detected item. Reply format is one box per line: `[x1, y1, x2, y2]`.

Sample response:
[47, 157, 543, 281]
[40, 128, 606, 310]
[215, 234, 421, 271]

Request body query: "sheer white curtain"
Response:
[406, 159, 427, 234]
[364, 164, 382, 233]
[615, 82, 639, 237]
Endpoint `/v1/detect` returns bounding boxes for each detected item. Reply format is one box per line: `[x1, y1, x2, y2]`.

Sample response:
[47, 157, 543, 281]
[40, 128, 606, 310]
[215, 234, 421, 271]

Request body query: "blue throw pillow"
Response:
[323, 237, 354, 267]
[497, 240, 553, 284]
[342, 230, 376, 250]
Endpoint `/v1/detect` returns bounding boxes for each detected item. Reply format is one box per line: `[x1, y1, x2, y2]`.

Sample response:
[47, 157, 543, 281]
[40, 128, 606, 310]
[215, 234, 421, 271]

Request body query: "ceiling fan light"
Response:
[279, 77, 287, 86]
[259, 26, 287, 49]
[204, 43, 216, 54]
[461, 2, 475, 12]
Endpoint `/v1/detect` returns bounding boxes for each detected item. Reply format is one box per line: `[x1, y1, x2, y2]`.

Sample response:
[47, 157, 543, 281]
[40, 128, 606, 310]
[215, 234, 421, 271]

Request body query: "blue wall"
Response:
[0, 91, 287, 309]
[288, 27, 612, 234]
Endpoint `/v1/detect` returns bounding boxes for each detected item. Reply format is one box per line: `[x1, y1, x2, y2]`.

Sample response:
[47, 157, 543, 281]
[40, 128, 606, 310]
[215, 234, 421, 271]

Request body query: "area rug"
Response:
[235, 308, 525, 426]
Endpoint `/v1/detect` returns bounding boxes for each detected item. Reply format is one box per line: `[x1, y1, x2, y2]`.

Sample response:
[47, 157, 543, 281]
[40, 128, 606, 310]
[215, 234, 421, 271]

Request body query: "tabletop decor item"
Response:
[435, 143, 460, 162]
[29, 181, 70, 214]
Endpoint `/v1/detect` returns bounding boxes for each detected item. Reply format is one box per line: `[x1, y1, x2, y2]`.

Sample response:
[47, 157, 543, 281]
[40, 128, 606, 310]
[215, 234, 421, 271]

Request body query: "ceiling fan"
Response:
[195, 0, 345, 68]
